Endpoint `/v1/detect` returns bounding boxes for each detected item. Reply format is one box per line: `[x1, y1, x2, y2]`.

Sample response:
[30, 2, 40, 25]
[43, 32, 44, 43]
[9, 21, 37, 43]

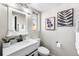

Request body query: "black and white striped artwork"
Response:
[57, 8, 73, 27]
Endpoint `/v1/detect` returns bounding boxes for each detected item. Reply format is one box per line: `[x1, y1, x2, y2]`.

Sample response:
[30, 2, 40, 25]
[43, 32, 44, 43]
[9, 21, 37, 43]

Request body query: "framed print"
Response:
[57, 8, 74, 27]
[45, 17, 55, 30]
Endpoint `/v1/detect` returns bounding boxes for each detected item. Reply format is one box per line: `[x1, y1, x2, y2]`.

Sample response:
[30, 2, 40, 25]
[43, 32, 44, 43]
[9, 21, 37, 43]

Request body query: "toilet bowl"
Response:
[38, 46, 50, 56]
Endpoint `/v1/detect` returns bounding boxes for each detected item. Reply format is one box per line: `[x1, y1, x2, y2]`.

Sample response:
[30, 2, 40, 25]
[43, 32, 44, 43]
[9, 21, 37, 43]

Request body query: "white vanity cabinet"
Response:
[9, 42, 39, 56]
[3, 39, 40, 56]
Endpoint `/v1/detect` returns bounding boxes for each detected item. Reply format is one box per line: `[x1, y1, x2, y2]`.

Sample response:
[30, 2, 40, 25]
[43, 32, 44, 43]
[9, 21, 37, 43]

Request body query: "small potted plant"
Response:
[2, 38, 11, 48]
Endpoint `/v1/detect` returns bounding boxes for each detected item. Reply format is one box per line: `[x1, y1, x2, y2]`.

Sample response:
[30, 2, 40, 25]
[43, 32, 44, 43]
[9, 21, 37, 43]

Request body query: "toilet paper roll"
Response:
[57, 43, 61, 48]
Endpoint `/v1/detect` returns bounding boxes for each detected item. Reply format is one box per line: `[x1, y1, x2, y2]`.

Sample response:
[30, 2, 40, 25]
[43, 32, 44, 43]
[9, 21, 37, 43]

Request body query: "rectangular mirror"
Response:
[7, 7, 28, 36]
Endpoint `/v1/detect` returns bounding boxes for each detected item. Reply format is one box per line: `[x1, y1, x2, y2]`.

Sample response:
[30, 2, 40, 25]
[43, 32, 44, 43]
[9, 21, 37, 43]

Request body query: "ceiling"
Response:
[28, 3, 63, 12]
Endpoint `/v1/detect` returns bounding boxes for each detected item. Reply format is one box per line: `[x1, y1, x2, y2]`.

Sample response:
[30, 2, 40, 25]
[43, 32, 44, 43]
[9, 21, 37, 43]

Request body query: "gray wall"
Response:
[0, 4, 8, 41]
[41, 3, 79, 56]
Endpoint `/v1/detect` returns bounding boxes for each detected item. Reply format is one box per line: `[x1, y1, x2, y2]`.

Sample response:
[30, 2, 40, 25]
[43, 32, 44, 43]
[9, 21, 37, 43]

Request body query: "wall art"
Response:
[57, 8, 74, 27]
[45, 17, 55, 30]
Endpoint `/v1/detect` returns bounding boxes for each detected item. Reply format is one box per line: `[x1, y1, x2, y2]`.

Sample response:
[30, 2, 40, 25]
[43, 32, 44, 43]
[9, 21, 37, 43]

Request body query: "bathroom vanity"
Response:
[3, 39, 40, 56]
[0, 4, 40, 56]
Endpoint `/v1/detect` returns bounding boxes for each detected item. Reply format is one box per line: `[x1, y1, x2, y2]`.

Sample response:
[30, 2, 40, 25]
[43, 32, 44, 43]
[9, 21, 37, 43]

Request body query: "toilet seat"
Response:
[38, 46, 50, 56]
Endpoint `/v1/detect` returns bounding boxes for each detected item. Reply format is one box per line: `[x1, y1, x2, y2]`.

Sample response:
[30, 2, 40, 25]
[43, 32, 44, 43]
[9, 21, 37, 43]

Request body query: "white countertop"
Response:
[3, 39, 38, 56]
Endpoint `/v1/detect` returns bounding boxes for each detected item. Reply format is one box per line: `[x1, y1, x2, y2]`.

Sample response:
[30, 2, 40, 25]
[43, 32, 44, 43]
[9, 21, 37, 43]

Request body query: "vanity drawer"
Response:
[26, 49, 38, 56]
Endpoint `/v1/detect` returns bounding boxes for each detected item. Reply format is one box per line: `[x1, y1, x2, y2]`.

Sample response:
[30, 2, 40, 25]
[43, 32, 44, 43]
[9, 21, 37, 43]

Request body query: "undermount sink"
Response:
[14, 40, 30, 47]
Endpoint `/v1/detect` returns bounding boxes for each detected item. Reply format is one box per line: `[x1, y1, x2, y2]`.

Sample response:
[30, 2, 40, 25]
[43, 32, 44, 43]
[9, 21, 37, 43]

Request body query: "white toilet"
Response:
[38, 46, 50, 56]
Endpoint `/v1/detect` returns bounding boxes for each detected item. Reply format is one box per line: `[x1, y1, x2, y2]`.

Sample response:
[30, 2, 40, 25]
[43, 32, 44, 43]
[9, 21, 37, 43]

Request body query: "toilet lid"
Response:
[38, 46, 50, 55]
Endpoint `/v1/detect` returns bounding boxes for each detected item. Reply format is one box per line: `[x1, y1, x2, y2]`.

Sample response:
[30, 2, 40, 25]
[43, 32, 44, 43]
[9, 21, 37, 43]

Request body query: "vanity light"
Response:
[6, 3, 17, 7]
[23, 7, 32, 15]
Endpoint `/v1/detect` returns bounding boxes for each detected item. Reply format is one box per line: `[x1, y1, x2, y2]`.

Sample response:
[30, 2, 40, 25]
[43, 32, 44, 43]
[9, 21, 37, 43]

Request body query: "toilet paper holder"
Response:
[56, 41, 58, 43]
[56, 41, 63, 48]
